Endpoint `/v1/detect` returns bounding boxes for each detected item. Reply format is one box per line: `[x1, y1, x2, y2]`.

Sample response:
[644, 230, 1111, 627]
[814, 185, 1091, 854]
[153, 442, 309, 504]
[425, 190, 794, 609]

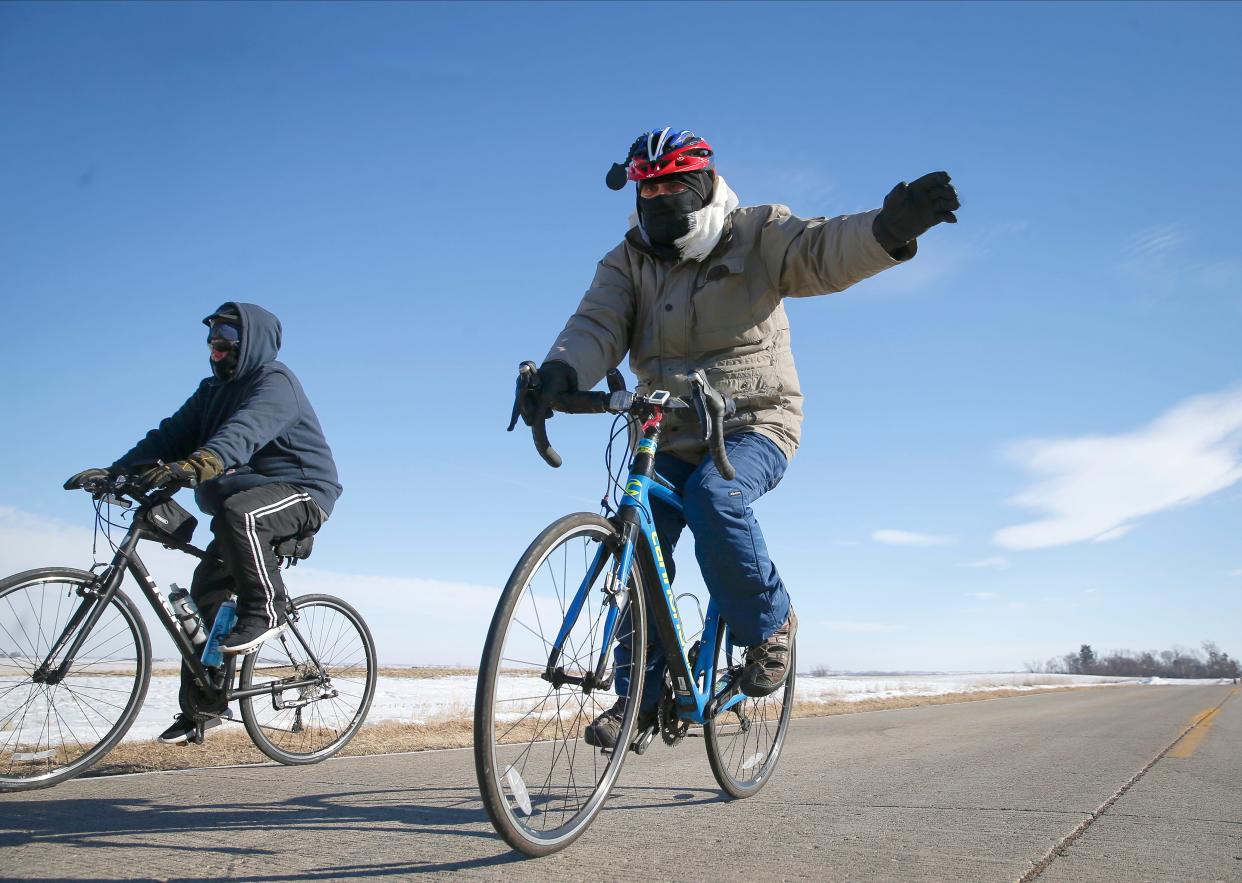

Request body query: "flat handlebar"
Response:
[70, 475, 182, 510]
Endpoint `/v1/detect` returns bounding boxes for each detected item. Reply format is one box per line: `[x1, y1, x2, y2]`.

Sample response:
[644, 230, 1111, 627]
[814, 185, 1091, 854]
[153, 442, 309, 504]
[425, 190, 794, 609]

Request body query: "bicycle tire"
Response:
[703, 622, 795, 798]
[238, 593, 377, 765]
[474, 512, 647, 857]
[0, 568, 151, 792]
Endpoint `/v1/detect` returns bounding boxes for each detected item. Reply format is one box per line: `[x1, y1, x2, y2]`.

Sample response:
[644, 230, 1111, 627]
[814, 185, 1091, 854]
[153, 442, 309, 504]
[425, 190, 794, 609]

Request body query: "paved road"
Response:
[1, 686, 1238, 882]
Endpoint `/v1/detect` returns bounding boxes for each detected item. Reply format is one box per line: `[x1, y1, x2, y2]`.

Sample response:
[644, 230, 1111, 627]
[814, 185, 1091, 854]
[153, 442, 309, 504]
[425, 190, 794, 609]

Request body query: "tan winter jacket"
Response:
[545, 205, 907, 463]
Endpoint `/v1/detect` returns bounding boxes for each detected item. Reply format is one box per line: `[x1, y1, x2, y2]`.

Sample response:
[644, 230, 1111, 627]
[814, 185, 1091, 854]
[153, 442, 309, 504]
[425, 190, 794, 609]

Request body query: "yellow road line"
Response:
[1167, 687, 1239, 759]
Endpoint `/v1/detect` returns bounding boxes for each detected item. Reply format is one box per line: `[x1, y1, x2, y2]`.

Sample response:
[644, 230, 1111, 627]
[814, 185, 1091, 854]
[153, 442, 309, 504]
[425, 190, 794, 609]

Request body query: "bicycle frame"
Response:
[546, 410, 747, 726]
[30, 500, 327, 706]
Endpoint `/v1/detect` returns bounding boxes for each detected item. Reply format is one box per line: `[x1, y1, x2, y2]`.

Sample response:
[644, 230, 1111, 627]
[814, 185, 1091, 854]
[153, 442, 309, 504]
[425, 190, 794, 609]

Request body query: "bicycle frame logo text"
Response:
[650, 529, 685, 645]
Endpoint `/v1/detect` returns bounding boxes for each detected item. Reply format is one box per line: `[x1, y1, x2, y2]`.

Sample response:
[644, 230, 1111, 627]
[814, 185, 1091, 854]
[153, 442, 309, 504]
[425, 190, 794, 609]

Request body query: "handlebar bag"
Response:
[146, 498, 198, 546]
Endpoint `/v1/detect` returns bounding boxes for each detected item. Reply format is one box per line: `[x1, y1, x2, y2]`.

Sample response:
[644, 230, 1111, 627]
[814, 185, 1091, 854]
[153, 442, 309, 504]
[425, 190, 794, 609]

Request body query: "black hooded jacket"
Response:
[114, 302, 342, 517]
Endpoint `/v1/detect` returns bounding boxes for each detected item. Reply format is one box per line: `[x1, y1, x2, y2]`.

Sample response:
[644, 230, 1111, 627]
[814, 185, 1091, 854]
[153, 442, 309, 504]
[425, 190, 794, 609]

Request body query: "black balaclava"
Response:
[206, 307, 242, 381]
[637, 170, 715, 259]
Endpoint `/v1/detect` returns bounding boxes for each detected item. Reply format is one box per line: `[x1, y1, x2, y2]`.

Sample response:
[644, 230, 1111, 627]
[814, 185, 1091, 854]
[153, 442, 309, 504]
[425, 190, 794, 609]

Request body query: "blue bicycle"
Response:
[474, 363, 796, 856]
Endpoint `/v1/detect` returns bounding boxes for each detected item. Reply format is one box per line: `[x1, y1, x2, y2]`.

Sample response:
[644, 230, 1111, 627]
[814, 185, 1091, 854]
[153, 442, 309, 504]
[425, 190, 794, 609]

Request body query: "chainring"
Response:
[658, 682, 690, 746]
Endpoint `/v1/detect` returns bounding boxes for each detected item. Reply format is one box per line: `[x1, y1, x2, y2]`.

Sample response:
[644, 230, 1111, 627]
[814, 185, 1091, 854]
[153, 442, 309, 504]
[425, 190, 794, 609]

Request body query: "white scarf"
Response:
[630, 175, 740, 262]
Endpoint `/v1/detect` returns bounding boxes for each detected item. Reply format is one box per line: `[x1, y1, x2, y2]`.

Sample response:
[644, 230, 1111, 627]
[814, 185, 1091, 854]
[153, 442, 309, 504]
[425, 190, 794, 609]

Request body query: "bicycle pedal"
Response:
[631, 726, 657, 755]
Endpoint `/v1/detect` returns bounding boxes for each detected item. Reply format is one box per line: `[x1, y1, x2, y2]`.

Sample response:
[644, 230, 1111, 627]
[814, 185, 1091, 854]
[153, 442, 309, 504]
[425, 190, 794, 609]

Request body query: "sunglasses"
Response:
[207, 322, 240, 351]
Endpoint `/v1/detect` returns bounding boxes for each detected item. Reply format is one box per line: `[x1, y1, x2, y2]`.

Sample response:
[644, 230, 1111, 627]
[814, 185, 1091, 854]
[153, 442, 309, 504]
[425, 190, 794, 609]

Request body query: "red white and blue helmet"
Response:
[606, 127, 715, 190]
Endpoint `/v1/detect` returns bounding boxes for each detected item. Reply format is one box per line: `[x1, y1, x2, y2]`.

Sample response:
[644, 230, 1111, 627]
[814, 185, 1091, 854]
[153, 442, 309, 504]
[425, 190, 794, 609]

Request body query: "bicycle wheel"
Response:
[238, 593, 376, 764]
[475, 512, 647, 857]
[703, 621, 795, 798]
[0, 568, 151, 792]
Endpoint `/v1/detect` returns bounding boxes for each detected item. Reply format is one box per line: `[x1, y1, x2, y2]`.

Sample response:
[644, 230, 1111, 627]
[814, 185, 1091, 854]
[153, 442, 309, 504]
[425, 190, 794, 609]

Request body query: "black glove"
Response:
[518, 361, 578, 427]
[873, 171, 960, 255]
[63, 467, 113, 491]
[134, 449, 225, 492]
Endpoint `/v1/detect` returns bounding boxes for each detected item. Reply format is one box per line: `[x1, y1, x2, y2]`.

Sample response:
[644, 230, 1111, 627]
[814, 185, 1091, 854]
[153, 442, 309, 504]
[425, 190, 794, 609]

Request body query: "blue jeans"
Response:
[614, 432, 790, 711]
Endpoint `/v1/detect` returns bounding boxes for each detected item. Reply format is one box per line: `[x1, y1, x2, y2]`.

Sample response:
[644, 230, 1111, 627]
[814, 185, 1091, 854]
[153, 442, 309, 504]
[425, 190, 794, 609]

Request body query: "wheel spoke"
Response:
[238, 597, 374, 764]
[705, 633, 794, 796]
[0, 575, 144, 789]
[477, 518, 645, 853]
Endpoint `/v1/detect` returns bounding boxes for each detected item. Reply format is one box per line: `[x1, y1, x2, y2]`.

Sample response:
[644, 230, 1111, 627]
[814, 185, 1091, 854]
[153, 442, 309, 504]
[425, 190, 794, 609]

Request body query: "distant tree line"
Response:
[1028, 642, 1240, 678]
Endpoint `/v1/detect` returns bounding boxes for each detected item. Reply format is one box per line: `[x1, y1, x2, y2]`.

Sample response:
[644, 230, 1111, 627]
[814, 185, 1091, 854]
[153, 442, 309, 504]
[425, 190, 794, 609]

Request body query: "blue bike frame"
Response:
[547, 428, 746, 725]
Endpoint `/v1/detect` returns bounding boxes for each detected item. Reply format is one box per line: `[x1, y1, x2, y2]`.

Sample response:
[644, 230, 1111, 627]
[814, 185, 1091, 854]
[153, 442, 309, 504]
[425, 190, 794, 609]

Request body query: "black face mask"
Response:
[639, 189, 704, 246]
[636, 171, 714, 249]
[210, 343, 239, 381]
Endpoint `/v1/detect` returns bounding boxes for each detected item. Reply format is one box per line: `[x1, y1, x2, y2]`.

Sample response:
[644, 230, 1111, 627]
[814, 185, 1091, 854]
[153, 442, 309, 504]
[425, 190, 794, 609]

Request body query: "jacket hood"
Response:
[204, 302, 282, 381]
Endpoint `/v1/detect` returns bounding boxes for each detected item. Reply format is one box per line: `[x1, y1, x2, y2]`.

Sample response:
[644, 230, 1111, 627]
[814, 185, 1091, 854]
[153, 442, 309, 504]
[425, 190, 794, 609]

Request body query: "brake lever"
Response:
[507, 361, 539, 432]
[78, 477, 133, 508]
[509, 361, 563, 468]
[691, 383, 713, 443]
[690, 370, 736, 481]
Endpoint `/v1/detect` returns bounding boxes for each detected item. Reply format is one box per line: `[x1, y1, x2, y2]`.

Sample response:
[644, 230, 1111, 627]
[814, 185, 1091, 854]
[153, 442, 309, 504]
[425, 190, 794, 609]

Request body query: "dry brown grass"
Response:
[790, 686, 1083, 718]
[71, 683, 1110, 780]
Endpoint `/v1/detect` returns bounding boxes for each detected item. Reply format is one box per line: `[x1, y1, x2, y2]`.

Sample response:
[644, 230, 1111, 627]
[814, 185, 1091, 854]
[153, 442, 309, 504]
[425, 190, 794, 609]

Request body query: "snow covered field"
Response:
[113, 670, 1237, 743]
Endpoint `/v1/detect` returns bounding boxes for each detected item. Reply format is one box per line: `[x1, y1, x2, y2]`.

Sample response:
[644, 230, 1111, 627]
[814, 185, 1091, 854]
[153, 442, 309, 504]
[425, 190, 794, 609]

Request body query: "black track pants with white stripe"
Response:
[179, 483, 325, 715]
[211, 482, 325, 626]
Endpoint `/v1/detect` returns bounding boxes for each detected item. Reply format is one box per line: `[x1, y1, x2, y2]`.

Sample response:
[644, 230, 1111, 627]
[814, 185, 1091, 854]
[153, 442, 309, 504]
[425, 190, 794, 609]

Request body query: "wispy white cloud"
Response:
[822, 621, 906, 633]
[994, 383, 1242, 550]
[1125, 223, 1185, 257]
[1122, 223, 1239, 296]
[969, 592, 997, 600]
[872, 529, 956, 547]
[1229, 569, 1242, 578]
[959, 556, 1011, 570]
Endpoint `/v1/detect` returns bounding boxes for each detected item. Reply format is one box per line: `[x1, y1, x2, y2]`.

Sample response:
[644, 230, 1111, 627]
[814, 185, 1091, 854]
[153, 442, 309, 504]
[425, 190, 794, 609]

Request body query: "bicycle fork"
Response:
[541, 523, 633, 695]
[30, 562, 128, 687]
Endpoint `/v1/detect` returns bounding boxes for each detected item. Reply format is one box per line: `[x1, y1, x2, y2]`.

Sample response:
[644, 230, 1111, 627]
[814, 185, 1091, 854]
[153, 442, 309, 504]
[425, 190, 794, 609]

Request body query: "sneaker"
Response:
[157, 710, 231, 744]
[739, 609, 797, 698]
[583, 697, 657, 749]
[220, 613, 287, 655]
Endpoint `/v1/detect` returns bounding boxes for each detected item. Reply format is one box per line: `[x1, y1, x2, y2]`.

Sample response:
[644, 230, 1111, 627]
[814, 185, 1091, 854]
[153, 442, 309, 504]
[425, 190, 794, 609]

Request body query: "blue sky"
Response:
[2, 1, 1239, 670]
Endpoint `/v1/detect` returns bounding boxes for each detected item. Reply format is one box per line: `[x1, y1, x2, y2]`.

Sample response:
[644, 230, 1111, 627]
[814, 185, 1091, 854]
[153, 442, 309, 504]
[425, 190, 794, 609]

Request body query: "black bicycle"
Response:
[0, 477, 377, 791]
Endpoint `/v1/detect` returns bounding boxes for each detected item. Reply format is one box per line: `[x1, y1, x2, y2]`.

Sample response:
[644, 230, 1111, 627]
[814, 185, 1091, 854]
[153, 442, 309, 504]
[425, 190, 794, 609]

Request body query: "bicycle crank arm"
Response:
[704, 675, 745, 721]
[630, 725, 658, 755]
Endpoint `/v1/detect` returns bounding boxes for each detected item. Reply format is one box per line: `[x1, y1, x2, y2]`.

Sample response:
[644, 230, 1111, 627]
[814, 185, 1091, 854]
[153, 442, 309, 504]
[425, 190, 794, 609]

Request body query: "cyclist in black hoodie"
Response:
[65, 302, 342, 743]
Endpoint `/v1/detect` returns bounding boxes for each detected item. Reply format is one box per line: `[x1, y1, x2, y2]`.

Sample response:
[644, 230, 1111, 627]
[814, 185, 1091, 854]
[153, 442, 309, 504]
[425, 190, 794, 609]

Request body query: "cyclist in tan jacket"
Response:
[522, 127, 959, 748]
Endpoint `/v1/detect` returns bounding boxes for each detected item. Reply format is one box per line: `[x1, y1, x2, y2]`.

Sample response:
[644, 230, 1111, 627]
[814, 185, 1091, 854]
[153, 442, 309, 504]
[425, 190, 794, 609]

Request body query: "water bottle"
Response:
[168, 585, 206, 647]
[201, 596, 238, 668]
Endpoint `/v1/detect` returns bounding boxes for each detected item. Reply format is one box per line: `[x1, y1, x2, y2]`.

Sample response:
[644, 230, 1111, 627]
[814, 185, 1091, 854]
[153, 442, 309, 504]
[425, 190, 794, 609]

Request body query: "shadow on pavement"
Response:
[0, 781, 730, 876]
[0, 785, 492, 849]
